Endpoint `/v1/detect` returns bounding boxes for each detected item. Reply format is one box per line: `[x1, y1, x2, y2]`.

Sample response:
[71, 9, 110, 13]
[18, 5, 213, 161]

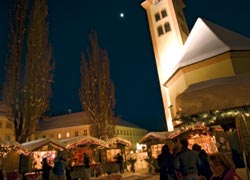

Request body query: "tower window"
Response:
[164, 22, 171, 33]
[157, 26, 164, 36]
[155, 13, 161, 22]
[161, 9, 167, 18]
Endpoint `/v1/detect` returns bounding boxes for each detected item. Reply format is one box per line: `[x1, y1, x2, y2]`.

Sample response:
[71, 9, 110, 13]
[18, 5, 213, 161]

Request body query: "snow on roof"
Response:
[38, 111, 90, 130]
[168, 18, 250, 80]
[139, 131, 168, 144]
[104, 137, 132, 147]
[38, 111, 147, 131]
[176, 73, 250, 116]
[139, 124, 207, 144]
[22, 138, 66, 152]
[0, 138, 28, 154]
[115, 117, 147, 130]
[59, 136, 107, 149]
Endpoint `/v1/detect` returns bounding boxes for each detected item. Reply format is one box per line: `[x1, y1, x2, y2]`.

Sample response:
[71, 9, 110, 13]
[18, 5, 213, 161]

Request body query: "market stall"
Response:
[0, 138, 28, 179]
[99, 137, 131, 174]
[139, 124, 218, 172]
[21, 138, 66, 179]
[175, 74, 250, 179]
[59, 135, 107, 179]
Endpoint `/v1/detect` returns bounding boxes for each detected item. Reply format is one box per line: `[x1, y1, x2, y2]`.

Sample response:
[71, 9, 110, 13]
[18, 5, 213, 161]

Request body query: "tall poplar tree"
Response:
[2, 0, 54, 143]
[79, 30, 116, 140]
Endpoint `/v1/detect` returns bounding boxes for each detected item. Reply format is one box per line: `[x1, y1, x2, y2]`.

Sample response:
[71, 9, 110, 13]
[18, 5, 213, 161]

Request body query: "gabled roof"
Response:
[139, 124, 206, 144]
[104, 137, 132, 147]
[22, 138, 66, 152]
[115, 117, 147, 130]
[59, 136, 107, 149]
[38, 111, 90, 130]
[38, 111, 147, 131]
[169, 18, 250, 79]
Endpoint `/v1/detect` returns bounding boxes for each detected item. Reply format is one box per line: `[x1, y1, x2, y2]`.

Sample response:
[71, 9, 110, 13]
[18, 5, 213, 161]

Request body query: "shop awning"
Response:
[176, 73, 250, 117]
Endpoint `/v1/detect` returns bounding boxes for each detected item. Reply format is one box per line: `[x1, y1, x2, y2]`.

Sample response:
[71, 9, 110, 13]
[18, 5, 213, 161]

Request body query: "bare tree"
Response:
[79, 30, 116, 140]
[2, 0, 54, 143]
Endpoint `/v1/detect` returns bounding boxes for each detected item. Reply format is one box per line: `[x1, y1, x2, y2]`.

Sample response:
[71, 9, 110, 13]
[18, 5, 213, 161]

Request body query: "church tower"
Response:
[141, 0, 189, 131]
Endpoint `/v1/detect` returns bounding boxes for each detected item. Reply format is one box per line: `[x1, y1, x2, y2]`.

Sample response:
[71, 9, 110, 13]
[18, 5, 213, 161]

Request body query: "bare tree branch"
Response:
[79, 30, 116, 139]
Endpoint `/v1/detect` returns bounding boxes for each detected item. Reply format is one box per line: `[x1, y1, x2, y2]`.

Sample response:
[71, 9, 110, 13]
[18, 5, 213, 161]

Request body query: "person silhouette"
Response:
[42, 157, 52, 180]
[116, 153, 124, 174]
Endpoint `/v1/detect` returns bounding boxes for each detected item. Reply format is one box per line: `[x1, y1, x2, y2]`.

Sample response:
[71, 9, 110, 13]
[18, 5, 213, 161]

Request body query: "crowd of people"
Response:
[157, 138, 243, 180]
[39, 138, 244, 180]
[41, 151, 89, 180]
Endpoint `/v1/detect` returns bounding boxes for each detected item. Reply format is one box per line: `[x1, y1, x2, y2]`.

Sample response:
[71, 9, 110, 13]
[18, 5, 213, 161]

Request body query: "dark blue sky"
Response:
[0, 0, 250, 131]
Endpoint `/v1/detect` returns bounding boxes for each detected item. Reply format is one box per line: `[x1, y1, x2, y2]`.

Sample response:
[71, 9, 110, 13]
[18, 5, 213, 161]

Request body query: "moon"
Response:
[120, 12, 124, 18]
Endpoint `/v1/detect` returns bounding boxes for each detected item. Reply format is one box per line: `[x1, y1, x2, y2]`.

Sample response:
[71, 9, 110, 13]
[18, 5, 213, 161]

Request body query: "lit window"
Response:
[58, 133, 61, 139]
[161, 9, 167, 18]
[155, 13, 161, 22]
[157, 26, 164, 36]
[66, 132, 70, 138]
[164, 22, 171, 32]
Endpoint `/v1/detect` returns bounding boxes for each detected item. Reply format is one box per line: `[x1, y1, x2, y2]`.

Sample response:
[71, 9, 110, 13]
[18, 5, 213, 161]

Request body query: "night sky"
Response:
[0, 0, 250, 131]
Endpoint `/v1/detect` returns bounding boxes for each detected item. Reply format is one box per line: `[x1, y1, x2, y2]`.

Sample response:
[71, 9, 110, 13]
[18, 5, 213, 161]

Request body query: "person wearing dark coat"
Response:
[158, 144, 177, 180]
[117, 153, 124, 174]
[42, 157, 52, 180]
[192, 144, 212, 180]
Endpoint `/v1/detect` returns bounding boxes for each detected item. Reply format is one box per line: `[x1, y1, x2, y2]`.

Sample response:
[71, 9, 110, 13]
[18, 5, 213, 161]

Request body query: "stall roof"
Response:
[59, 136, 107, 149]
[139, 124, 206, 144]
[176, 73, 250, 116]
[139, 131, 169, 144]
[104, 137, 132, 147]
[22, 138, 66, 152]
[0, 138, 29, 156]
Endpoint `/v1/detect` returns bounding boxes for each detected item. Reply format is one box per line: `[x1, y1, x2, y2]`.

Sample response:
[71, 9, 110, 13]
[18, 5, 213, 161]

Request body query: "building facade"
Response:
[0, 115, 15, 141]
[141, 0, 250, 130]
[34, 111, 148, 150]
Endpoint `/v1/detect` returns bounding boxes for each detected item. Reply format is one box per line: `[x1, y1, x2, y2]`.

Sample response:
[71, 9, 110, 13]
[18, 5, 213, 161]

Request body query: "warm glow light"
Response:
[158, 40, 183, 80]
[136, 143, 146, 151]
